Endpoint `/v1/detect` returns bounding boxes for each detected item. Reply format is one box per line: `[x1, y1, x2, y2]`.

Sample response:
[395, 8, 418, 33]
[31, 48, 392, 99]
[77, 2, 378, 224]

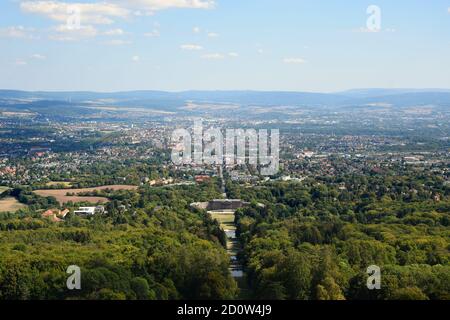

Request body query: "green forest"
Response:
[0, 172, 449, 300]
[0, 181, 237, 300]
[229, 174, 450, 300]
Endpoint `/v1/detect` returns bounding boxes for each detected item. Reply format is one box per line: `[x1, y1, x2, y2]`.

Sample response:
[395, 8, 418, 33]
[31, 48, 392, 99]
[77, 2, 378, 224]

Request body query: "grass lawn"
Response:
[0, 197, 26, 213]
[209, 211, 236, 231]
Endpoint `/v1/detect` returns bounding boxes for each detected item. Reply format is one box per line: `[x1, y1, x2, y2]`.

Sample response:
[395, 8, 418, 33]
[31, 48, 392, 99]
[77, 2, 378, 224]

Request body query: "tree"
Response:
[315, 277, 346, 300]
[131, 277, 152, 300]
[390, 287, 429, 300]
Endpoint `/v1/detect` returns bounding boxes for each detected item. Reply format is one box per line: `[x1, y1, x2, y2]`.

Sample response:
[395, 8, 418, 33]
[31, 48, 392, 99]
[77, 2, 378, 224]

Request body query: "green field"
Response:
[0, 186, 10, 194]
[45, 181, 73, 188]
[209, 210, 236, 231]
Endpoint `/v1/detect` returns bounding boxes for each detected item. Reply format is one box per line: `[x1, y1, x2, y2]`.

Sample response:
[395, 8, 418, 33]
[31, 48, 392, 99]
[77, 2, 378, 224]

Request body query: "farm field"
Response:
[34, 185, 138, 205]
[0, 186, 10, 194]
[0, 197, 27, 212]
[45, 181, 73, 188]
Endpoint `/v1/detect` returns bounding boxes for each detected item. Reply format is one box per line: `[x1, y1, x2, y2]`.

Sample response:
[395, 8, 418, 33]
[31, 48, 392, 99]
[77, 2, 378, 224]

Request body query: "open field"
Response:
[0, 197, 27, 212]
[45, 181, 73, 188]
[0, 186, 10, 194]
[34, 185, 138, 205]
[209, 210, 236, 231]
[209, 210, 237, 252]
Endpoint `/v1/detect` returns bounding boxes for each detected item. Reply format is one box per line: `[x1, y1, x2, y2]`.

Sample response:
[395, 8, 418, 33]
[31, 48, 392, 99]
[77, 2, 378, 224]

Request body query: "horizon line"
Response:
[1, 87, 450, 94]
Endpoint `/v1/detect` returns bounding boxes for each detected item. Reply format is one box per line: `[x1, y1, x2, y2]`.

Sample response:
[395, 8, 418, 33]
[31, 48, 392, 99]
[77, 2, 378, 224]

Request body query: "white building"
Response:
[74, 206, 105, 216]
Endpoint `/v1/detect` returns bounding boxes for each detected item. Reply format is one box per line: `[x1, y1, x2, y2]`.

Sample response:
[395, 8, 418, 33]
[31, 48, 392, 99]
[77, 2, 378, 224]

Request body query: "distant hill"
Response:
[1, 89, 450, 110]
[337, 88, 450, 99]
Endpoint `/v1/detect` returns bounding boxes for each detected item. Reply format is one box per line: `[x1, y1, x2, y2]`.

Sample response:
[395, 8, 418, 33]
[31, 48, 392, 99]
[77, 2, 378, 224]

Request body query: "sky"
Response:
[0, 0, 449, 92]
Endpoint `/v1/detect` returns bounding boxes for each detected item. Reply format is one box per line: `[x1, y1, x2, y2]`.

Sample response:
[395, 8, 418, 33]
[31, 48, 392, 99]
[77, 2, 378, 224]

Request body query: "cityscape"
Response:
[0, 0, 449, 313]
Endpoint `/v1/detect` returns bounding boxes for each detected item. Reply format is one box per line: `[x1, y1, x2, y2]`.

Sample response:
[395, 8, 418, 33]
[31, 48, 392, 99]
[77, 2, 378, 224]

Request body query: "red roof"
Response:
[42, 210, 55, 217]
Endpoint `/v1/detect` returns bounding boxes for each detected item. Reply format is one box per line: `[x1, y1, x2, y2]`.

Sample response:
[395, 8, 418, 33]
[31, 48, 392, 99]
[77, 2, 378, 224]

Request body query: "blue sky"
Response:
[0, 0, 449, 92]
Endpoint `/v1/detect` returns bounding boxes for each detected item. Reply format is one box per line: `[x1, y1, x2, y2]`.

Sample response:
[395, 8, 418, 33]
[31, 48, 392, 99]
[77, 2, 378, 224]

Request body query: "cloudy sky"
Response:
[1, 0, 449, 92]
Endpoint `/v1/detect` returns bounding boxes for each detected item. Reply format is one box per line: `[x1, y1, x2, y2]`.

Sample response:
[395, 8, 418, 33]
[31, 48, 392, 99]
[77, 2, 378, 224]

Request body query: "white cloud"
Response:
[228, 52, 239, 57]
[15, 59, 28, 66]
[31, 54, 46, 59]
[17, 1, 214, 43]
[102, 39, 131, 45]
[132, 55, 140, 62]
[201, 53, 224, 59]
[207, 32, 219, 38]
[51, 24, 98, 40]
[193, 26, 201, 33]
[144, 22, 160, 37]
[48, 34, 75, 41]
[180, 44, 203, 50]
[0, 26, 36, 39]
[353, 27, 379, 33]
[120, 0, 215, 11]
[13, 54, 47, 66]
[46, 24, 98, 41]
[283, 58, 306, 64]
[20, 1, 130, 25]
[20, 1, 215, 25]
[19, 1, 214, 42]
[103, 28, 125, 36]
[144, 29, 160, 37]
[353, 27, 396, 33]
[133, 10, 155, 16]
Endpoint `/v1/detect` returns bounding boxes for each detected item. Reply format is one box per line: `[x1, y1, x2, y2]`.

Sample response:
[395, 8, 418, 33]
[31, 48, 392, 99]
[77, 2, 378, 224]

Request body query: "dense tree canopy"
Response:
[232, 174, 449, 300]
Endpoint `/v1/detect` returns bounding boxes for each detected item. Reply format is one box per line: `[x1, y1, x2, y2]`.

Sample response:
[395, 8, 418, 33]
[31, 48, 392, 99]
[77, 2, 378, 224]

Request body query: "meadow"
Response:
[0, 196, 27, 212]
[34, 185, 138, 204]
